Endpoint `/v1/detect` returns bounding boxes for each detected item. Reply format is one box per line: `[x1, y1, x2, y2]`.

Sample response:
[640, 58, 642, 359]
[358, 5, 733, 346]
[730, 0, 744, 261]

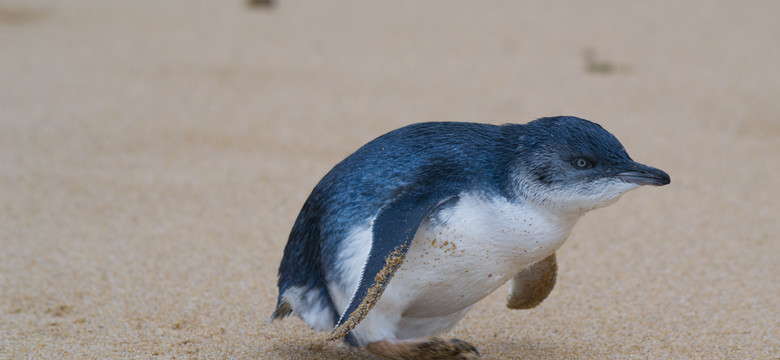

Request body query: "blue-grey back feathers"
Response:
[272, 116, 662, 336]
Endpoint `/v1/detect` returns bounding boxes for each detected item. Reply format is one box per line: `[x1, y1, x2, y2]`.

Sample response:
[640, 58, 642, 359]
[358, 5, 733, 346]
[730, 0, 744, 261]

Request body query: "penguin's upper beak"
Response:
[615, 162, 671, 186]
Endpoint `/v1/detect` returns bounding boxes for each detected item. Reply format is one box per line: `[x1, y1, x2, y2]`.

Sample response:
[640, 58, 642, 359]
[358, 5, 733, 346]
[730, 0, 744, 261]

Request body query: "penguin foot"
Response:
[366, 337, 480, 360]
[506, 253, 557, 310]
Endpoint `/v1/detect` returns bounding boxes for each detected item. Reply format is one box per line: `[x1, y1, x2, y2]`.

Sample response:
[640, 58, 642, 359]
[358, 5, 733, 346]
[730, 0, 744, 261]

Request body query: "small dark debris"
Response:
[46, 305, 72, 317]
[0, 5, 50, 25]
[583, 47, 631, 75]
[247, 0, 275, 9]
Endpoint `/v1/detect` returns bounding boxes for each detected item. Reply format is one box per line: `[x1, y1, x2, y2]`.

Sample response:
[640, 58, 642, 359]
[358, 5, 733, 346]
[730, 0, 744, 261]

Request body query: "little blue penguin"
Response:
[270, 116, 670, 359]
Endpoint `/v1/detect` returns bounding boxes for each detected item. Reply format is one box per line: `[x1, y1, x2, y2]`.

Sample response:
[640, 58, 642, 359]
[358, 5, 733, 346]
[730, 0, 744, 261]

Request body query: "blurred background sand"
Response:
[1, 0, 778, 358]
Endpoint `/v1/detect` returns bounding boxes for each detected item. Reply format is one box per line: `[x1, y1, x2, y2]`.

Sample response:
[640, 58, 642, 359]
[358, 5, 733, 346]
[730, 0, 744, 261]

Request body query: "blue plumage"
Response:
[271, 116, 669, 358]
[273, 122, 508, 327]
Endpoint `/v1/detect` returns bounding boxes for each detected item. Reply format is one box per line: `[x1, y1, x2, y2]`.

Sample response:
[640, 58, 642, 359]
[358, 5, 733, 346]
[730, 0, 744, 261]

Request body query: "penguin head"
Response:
[509, 116, 670, 213]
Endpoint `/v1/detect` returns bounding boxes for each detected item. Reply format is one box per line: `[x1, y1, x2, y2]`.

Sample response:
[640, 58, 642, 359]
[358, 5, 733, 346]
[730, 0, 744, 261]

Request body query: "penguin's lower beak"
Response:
[615, 162, 671, 186]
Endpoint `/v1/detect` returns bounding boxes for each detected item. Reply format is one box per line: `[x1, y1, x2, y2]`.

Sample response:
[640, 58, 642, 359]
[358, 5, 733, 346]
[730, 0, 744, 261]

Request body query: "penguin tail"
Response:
[268, 297, 293, 323]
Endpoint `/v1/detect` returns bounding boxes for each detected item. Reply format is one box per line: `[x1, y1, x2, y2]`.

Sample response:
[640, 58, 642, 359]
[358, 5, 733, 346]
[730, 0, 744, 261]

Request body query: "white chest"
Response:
[388, 192, 579, 318]
[331, 192, 582, 344]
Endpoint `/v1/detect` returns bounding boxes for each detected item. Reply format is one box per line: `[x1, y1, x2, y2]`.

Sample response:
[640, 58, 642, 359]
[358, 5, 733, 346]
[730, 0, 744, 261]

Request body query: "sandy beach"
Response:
[1, 1, 778, 358]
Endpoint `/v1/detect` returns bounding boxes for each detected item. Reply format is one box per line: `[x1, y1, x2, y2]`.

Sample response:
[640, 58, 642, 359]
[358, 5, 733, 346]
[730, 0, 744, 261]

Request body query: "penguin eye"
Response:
[572, 157, 593, 169]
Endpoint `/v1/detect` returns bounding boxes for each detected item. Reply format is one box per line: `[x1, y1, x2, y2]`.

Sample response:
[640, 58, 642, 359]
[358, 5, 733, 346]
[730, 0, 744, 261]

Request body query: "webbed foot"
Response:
[366, 337, 480, 360]
[507, 253, 557, 309]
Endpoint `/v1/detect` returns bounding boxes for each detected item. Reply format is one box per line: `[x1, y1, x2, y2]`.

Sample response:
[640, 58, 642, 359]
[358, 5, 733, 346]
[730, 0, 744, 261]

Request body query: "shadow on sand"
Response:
[266, 336, 603, 360]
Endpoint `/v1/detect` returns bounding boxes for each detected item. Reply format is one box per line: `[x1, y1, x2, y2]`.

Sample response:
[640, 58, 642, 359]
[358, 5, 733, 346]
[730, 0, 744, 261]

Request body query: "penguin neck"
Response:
[513, 195, 586, 259]
[504, 170, 589, 229]
[527, 199, 586, 227]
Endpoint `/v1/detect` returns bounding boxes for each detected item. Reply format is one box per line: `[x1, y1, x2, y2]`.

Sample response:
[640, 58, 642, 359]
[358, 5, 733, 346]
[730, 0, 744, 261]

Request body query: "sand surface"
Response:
[1, 1, 778, 359]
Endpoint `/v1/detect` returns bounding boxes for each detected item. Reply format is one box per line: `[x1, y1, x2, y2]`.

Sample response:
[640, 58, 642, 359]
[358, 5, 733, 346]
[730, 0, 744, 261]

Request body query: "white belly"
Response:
[332, 192, 580, 345]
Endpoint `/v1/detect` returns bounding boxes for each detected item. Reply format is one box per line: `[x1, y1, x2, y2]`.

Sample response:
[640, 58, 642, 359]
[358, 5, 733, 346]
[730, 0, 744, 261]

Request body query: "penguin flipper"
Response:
[327, 187, 460, 340]
[506, 253, 557, 309]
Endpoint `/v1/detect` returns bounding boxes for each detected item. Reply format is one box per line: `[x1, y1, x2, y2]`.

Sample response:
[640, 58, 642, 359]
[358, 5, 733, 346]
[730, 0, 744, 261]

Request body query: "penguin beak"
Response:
[615, 162, 671, 186]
